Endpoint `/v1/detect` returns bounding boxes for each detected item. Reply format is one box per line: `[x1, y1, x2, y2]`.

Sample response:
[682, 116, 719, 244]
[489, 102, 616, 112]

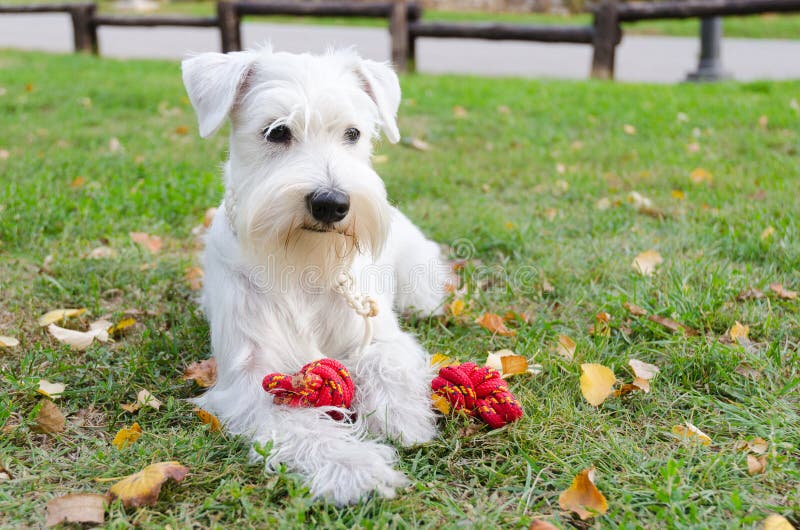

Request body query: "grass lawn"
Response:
[1, 50, 799, 528]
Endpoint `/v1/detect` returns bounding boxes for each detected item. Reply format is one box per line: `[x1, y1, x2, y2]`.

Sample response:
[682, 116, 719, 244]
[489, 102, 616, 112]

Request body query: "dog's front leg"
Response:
[352, 329, 437, 446]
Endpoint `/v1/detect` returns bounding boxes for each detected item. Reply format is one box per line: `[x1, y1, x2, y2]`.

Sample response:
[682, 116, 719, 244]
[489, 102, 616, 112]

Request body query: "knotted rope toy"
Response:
[261, 271, 523, 429]
[431, 362, 524, 429]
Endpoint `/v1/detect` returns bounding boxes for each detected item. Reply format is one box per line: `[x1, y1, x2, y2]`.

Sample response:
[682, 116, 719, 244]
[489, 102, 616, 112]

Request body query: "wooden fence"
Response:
[2, 0, 800, 79]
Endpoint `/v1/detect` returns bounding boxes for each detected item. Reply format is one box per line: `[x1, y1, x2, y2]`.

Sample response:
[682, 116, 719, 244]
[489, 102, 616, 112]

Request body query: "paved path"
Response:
[1, 13, 799, 82]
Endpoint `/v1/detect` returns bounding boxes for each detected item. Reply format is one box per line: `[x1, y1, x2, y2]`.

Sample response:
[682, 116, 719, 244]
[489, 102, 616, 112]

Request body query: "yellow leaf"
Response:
[175, 125, 189, 135]
[770, 283, 798, 300]
[129, 232, 162, 253]
[580, 364, 616, 407]
[475, 313, 516, 337]
[729, 321, 750, 343]
[109, 317, 136, 337]
[108, 461, 189, 508]
[763, 514, 795, 530]
[37, 380, 66, 399]
[195, 409, 222, 432]
[529, 520, 559, 530]
[70, 176, 86, 189]
[558, 467, 609, 520]
[556, 335, 576, 361]
[486, 349, 530, 378]
[747, 454, 767, 475]
[632, 250, 663, 276]
[0, 336, 19, 348]
[447, 298, 465, 317]
[671, 190, 686, 200]
[37, 308, 86, 327]
[761, 226, 776, 240]
[112, 422, 143, 450]
[623, 302, 648, 316]
[690, 168, 713, 185]
[672, 422, 711, 445]
[623, 124, 636, 135]
[33, 400, 65, 434]
[45, 493, 106, 527]
[431, 393, 451, 415]
[182, 358, 217, 388]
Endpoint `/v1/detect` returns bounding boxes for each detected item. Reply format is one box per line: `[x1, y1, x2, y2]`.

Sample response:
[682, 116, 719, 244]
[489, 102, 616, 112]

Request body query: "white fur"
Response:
[182, 46, 452, 505]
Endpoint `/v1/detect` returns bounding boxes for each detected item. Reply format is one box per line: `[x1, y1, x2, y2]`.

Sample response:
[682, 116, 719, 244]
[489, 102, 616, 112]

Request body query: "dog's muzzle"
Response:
[306, 189, 350, 225]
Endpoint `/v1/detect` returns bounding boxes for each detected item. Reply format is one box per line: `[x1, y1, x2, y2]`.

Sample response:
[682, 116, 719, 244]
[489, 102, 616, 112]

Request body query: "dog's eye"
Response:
[264, 124, 291, 144]
[344, 128, 360, 144]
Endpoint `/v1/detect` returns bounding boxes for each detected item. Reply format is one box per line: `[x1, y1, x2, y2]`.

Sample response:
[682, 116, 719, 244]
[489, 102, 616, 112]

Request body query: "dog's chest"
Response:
[293, 291, 365, 358]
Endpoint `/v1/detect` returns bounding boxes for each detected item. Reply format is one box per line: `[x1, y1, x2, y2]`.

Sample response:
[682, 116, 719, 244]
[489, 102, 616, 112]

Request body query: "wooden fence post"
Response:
[389, 0, 409, 72]
[70, 3, 97, 54]
[406, 6, 419, 73]
[218, 1, 241, 53]
[591, 0, 620, 80]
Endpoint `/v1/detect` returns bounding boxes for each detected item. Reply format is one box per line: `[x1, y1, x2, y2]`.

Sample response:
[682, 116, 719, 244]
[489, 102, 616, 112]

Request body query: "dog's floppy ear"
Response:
[182, 51, 255, 138]
[357, 60, 401, 144]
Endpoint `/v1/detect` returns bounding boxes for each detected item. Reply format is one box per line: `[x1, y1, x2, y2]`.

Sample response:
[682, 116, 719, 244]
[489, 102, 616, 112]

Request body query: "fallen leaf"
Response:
[770, 283, 797, 300]
[136, 389, 161, 411]
[109, 317, 136, 337]
[529, 520, 559, 530]
[447, 298, 465, 317]
[671, 189, 686, 200]
[0, 335, 19, 348]
[108, 461, 189, 508]
[627, 191, 663, 218]
[747, 454, 767, 475]
[762, 514, 794, 530]
[0, 149, 9, 160]
[475, 313, 516, 337]
[735, 363, 762, 379]
[580, 364, 616, 407]
[542, 279, 555, 294]
[729, 321, 750, 344]
[372, 154, 388, 164]
[185, 267, 204, 290]
[613, 383, 641, 397]
[556, 335, 576, 361]
[195, 409, 222, 432]
[690, 168, 713, 185]
[558, 467, 608, 520]
[175, 125, 189, 135]
[761, 226, 776, 240]
[109, 137, 122, 152]
[45, 493, 106, 528]
[70, 176, 86, 189]
[0, 465, 10, 480]
[37, 380, 66, 399]
[648, 314, 698, 336]
[112, 422, 143, 450]
[623, 302, 648, 316]
[48, 321, 109, 351]
[182, 358, 217, 388]
[431, 392, 450, 414]
[596, 197, 611, 210]
[430, 353, 456, 368]
[37, 308, 86, 327]
[504, 310, 530, 324]
[632, 250, 663, 276]
[672, 422, 711, 445]
[407, 137, 430, 151]
[88, 246, 117, 259]
[203, 207, 217, 227]
[485, 349, 531, 378]
[130, 232, 162, 254]
[592, 312, 611, 337]
[757, 115, 768, 129]
[623, 124, 636, 135]
[33, 400, 65, 434]
[629, 359, 659, 392]
[737, 288, 764, 301]
[452, 105, 468, 118]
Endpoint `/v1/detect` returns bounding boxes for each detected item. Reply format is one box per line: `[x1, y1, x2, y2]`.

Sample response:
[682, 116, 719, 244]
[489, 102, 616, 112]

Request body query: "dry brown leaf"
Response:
[112, 422, 143, 450]
[485, 350, 533, 378]
[614, 383, 641, 397]
[129, 232, 162, 254]
[735, 363, 762, 379]
[108, 461, 189, 508]
[757, 115, 769, 129]
[529, 520, 559, 530]
[0, 465, 10, 480]
[747, 454, 767, 475]
[542, 279, 555, 294]
[648, 314, 698, 336]
[556, 335, 576, 361]
[45, 493, 106, 528]
[408, 137, 430, 151]
[623, 302, 648, 317]
[88, 246, 117, 259]
[762, 514, 794, 530]
[592, 312, 611, 337]
[38, 308, 86, 327]
[672, 422, 711, 445]
[0, 335, 19, 348]
[558, 467, 609, 520]
[34, 400, 65, 434]
[69, 175, 86, 189]
[629, 359, 659, 393]
[136, 389, 161, 411]
[37, 380, 66, 399]
[175, 125, 189, 135]
[737, 288, 764, 301]
[447, 298, 465, 317]
[770, 283, 797, 300]
[195, 409, 222, 432]
[580, 364, 616, 407]
[632, 250, 663, 276]
[185, 267, 204, 291]
[183, 358, 217, 388]
[690, 168, 713, 185]
[452, 105, 468, 118]
[475, 313, 516, 337]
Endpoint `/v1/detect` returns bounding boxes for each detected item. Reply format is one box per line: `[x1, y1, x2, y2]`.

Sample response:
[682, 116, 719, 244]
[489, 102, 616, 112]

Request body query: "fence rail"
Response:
[1, 0, 800, 80]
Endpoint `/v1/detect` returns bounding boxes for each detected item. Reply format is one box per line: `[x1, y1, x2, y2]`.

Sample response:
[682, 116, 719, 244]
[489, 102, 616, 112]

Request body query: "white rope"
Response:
[333, 271, 379, 356]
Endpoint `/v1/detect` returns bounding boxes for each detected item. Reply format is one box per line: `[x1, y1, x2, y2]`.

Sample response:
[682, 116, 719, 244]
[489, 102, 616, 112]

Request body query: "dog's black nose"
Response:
[306, 189, 350, 224]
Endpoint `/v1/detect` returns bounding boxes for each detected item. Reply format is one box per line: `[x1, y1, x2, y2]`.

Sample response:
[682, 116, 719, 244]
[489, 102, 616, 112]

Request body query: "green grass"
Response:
[1, 50, 799, 529]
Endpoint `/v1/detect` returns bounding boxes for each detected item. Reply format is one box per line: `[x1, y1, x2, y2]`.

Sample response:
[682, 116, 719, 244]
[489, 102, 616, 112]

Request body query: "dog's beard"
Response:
[237, 187, 390, 287]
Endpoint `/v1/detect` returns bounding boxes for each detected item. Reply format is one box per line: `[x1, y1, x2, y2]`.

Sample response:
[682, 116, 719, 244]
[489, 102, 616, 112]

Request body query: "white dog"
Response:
[182, 46, 451, 504]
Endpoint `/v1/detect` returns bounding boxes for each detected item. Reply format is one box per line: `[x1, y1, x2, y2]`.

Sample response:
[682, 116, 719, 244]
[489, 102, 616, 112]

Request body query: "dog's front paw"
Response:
[363, 393, 437, 447]
[307, 441, 409, 504]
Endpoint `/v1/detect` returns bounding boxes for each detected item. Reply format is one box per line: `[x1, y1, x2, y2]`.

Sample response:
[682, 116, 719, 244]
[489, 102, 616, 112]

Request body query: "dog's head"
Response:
[182, 47, 398, 272]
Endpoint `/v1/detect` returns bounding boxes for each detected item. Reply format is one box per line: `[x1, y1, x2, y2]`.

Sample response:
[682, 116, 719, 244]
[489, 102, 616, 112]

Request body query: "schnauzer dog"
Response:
[182, 46, 451, 504]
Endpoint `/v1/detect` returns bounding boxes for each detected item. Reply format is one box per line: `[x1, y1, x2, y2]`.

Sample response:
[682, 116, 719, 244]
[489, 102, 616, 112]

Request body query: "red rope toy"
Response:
[262, 358, 523, 429]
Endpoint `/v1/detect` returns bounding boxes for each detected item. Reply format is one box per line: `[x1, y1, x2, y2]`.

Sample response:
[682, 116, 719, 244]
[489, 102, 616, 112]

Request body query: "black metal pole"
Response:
[687, 16, 729, 81]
